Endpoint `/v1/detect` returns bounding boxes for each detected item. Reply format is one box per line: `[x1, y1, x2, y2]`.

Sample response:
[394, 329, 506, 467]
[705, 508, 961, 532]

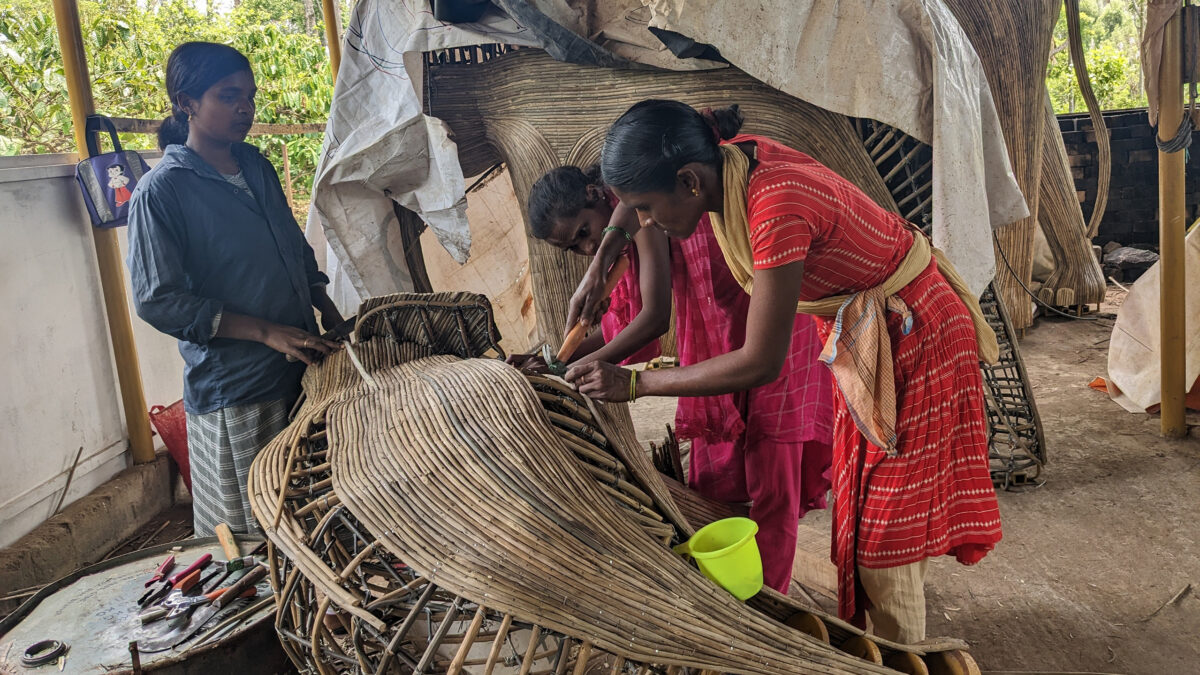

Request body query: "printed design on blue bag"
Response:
[107, 164, 133, 206]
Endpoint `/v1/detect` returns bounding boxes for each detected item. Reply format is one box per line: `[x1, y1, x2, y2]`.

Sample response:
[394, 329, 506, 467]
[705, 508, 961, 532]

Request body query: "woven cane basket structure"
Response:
[856, 119, 1047, 487]
[249, 292, 982, 675]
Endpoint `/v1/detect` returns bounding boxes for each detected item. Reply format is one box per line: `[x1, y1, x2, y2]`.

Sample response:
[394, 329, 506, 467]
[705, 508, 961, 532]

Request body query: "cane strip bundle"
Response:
[1036, 96, 1107, 309]
[250, 293, 977, 674]
[941, 0, 1062, 332]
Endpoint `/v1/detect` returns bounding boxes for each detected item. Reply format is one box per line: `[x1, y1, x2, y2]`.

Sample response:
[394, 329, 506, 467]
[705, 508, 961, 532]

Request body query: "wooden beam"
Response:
[106, 117, 325, 136]
[322, 0, 342, 83]
[1157, 7, 1187, 438]
[51, 0, 155, 463]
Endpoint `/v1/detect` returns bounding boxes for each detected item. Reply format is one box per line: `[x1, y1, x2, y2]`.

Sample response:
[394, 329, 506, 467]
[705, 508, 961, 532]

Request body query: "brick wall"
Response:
[1058, 107, 1200, 247]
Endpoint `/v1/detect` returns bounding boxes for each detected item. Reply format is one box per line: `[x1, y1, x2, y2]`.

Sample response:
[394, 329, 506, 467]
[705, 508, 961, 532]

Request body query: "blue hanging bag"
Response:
[74, 115, 151, 228]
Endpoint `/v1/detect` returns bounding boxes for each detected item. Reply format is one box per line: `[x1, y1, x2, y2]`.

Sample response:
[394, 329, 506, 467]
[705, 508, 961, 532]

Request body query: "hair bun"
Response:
[157, 114, 189, 149]
[700, 105, 745, 141]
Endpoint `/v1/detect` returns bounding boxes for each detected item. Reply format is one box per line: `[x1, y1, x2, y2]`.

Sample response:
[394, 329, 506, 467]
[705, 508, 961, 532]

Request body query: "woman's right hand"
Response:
[260, 323, 340, 366]
[565, 200, 639, 335]
[564, 259, 610, 336]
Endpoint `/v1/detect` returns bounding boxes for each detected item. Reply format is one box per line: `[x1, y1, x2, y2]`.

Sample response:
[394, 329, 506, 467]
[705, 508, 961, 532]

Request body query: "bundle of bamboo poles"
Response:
[249, 293, 979, 675]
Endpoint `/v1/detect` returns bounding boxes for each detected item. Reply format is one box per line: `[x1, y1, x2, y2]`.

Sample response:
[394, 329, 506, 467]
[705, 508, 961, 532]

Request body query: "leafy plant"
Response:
[0, 0, 351, 214]
[1047, 0, 1148, 113]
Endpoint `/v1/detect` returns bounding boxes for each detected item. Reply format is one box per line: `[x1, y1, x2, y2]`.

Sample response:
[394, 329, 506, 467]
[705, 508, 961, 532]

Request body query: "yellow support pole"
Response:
[322, 0, 342, 84]
[1157, 7, 1188, 438]
[51, 0, 156, 463]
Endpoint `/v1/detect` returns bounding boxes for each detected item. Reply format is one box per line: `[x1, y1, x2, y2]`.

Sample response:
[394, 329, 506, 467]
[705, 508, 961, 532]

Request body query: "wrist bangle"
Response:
[628, 369, 638, 402]
[604, 225, 633, 242]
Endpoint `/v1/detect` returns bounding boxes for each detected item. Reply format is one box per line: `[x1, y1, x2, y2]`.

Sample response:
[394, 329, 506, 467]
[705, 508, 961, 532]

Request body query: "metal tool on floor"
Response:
[191, 595, 274, 648]
[139, 567, 203, 623]
[162, 583, 257, 626]
[539, 256, 631, 376]
[135, 554, 176, 605]
[203, 556, 256, 593]
[141, 552, 213, 607]
[136, 563, 268, 653]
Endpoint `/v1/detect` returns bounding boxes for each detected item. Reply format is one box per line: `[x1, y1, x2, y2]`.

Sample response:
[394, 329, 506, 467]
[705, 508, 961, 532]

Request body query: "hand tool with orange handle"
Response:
[139, 565, 204, 623]
[142, 553, 212, 608]
[161, 580, 259, 624]
[539, 255, 631, 375]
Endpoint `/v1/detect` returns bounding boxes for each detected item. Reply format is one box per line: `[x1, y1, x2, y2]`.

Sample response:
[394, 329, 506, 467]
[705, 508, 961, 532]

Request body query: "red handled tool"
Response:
[145, 555, 175, 588]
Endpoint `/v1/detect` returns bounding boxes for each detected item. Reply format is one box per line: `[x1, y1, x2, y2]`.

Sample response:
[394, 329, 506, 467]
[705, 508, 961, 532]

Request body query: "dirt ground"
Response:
[629, 286, 1200, 675]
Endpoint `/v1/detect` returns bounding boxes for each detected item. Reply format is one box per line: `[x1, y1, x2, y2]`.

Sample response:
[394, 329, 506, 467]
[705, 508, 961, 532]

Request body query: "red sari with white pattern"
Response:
[741, 149, 1003, 624]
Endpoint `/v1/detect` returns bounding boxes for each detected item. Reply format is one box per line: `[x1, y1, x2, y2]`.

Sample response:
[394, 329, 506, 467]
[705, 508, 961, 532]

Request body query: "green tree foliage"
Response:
[0, 0, 350, 212]
[1047, 0, 1148, 113]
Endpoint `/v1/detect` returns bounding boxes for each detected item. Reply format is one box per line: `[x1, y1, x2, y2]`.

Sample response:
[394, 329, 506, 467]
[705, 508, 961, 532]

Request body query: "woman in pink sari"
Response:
[521, 137, 835, 592]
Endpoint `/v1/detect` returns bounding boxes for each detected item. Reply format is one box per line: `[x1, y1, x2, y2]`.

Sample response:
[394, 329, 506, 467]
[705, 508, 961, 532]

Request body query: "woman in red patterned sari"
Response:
[566, 101, 1002, 644]
[517, 159, 834, 593]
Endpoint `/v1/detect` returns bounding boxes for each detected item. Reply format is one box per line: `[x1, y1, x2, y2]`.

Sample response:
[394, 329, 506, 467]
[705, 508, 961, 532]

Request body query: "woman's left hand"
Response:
[565, 361, 635, 402]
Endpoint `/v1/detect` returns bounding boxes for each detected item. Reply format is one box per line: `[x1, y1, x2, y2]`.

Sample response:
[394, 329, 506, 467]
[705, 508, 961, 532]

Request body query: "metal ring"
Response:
[22, 639, 68, 667]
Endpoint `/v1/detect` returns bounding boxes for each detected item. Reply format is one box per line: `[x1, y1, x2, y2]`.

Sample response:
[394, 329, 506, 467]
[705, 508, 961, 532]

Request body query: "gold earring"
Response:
[691, 188, 700, 197]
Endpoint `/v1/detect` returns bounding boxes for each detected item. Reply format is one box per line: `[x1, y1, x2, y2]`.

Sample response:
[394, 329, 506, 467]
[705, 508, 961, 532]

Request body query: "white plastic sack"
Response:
[1106, 223, 1200, 413]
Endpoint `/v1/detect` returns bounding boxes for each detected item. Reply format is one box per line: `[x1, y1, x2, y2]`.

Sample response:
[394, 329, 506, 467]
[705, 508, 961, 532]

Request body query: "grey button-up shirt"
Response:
[127, 143, 327, 414]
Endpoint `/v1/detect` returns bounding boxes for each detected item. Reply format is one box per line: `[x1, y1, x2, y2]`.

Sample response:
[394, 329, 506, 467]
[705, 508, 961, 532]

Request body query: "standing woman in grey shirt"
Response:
[127, 42, 342, 536]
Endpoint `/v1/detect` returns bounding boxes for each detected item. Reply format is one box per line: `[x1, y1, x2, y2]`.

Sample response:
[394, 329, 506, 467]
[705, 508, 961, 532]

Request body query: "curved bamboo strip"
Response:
[1064, 0, 1112, 239]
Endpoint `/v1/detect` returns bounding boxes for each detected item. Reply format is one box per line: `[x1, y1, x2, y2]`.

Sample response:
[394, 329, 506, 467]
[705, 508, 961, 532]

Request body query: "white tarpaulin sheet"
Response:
[307, 1, 540, 310]
[312, 0, 1027, 307]
[1106, 223, 1200, 413]
[643, 0, 1028, 297]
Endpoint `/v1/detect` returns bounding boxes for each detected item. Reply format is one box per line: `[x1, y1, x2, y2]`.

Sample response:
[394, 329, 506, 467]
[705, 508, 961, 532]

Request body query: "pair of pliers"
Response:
[138, 567, 205, 624]
[161, 584, 257, 626]
[136, 555, 176, 605]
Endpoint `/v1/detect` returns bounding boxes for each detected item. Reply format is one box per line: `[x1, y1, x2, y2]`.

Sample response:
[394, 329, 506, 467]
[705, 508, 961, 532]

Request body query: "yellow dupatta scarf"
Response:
[707, 145, 998, 454]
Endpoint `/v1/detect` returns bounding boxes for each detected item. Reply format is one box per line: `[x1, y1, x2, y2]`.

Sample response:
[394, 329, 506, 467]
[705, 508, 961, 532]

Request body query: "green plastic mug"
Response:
[673, 517, 763, 601]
